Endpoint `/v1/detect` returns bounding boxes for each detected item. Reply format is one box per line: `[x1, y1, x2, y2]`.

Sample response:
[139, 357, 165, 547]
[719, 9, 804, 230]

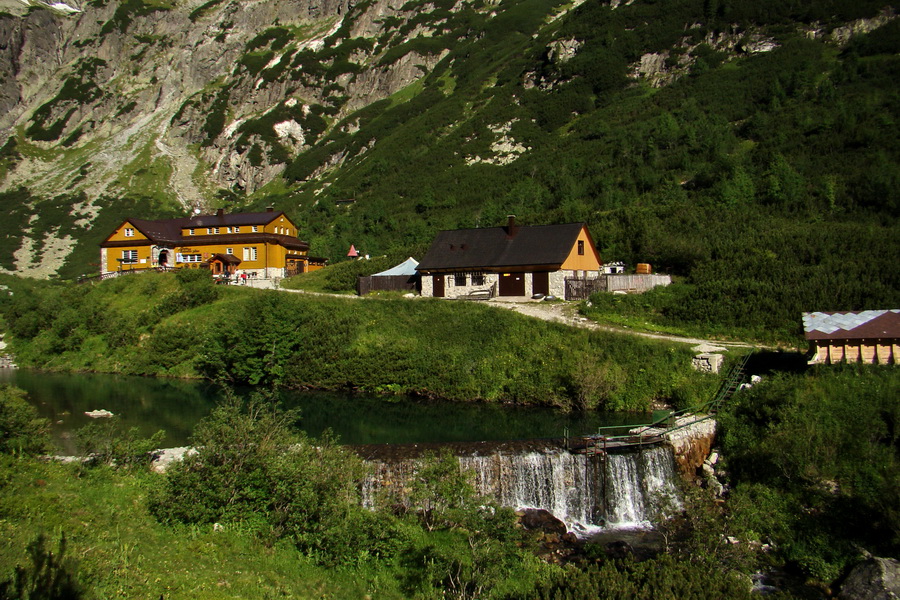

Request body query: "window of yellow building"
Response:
[124, 228, 135, 237]
[243, 247, 257, 261]
[226, 248, 233, 254]
[214, 227, 221, 234]
[252, 226, 259, 232]
[234, 227, 240, 233]
[189, 228, 195, 235]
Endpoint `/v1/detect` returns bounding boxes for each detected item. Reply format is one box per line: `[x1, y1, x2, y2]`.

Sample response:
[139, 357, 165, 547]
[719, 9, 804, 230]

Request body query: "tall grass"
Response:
[0, 274, 717, 411]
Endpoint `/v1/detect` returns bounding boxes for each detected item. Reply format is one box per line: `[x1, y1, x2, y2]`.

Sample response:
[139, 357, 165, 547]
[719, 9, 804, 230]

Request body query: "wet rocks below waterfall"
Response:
[515, 508, 666, 565]
[700, 449, 728, 498]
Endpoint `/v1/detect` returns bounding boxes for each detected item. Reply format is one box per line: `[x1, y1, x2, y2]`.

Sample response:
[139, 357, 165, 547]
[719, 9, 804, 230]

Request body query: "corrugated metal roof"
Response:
[802, 310, 900, 340]
[372, 257, 419, 277]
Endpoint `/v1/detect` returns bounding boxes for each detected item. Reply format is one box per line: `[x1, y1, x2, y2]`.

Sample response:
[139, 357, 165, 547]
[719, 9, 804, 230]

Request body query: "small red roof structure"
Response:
[802, 310, 900, 365]
[347, 244, 359, 258]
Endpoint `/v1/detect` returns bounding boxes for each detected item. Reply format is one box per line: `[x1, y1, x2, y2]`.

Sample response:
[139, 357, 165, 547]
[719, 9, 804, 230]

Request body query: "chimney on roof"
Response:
[216, 208, 224, 217]
[506, 214, 519, 238]
[267, 206, 274, 212]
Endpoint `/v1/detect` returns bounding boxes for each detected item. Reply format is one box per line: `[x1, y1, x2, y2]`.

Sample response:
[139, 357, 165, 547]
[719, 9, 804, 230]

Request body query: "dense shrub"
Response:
[148, 393, 392, 563]
[0, 386, 50, 455]
[719, 367, 900, 582]
[75, 417, 165, 468]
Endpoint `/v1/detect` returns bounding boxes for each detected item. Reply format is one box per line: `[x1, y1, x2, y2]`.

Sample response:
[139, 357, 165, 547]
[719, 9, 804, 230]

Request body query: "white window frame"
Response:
[214, 227, 221, 234]
[252, 226, 259, 232]
[189, 228, 195, 236]
[242, 247, 258, 261]
[234, 227, 240, 233]
[121, 250, 138, 263]
[124, 228, 134, 237]
[226, 248, 233, 255]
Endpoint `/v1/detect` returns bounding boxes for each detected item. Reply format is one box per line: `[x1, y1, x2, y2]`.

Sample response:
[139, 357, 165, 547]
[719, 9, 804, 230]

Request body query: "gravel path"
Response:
[487, 299, 767, 351]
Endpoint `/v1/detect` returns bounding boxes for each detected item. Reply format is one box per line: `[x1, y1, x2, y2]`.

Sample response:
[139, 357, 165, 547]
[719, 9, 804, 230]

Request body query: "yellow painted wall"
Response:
[264, 214, 298, 236]
[175, 241, 285, 269]
[561, 226, 602, 271]
[106, 221, 148, 243]
[105, 244, 153, 272]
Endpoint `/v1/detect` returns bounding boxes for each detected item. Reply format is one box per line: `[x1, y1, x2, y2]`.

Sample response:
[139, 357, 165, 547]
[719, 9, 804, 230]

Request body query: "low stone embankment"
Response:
[632, 414, 717, 479]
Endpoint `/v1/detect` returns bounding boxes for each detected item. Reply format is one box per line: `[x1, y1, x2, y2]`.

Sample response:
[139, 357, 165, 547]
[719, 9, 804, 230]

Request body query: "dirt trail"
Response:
[488, 300, 768, 351]
[279, 286, 770, 350]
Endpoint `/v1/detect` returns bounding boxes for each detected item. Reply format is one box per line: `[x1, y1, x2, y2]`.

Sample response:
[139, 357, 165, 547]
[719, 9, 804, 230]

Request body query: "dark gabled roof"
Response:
[126, 217, 190, 244]
[416, 223, 587, 271]
[208, 253, 242, 265]
[803, 310, 900, 340]
[187, 210, 286, 228]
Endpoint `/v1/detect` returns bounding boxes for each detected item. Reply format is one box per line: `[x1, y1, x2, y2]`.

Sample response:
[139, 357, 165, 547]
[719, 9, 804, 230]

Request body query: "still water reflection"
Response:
[0, 370, 649, 453]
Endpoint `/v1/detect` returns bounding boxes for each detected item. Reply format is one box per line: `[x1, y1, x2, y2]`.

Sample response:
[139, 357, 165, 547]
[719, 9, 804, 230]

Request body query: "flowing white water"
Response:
[361, 445, 681, 532]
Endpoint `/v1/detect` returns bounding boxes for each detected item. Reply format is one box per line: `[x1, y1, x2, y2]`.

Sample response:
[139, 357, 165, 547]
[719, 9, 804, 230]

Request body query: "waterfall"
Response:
[360, 444, 681, 533]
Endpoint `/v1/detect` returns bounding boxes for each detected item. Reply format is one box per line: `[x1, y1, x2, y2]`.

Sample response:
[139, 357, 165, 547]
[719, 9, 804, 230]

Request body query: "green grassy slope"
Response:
[257, 0, 900, 336]
[0, 272, 720, 411]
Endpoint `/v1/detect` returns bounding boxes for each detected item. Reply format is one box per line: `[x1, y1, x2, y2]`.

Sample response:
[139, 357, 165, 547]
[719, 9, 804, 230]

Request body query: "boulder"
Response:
[517, 508, 567, 536]
[839, 557, 900, 600]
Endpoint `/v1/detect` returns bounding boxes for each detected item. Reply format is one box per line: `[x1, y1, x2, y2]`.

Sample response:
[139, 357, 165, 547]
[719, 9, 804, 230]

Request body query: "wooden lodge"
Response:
[416, 216, 602, 299]
[100, 208, 327, 278]
[803, 310, 900, 365]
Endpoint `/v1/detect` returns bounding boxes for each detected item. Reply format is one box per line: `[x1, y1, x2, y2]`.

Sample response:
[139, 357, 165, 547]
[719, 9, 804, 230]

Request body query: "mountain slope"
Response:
[0, 0, 897, 334]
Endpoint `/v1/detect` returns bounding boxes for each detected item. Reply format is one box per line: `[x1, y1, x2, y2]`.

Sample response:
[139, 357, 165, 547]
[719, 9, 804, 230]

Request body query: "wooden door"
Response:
[532, 272, 549, 296]
[498, 272, 525, 296]
[433, 274, 445, 297]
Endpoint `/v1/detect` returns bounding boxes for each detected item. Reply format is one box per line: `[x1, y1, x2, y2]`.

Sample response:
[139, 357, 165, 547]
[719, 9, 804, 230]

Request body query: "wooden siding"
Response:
[357, 275, 419, 295]
[560, 226, 601, 271]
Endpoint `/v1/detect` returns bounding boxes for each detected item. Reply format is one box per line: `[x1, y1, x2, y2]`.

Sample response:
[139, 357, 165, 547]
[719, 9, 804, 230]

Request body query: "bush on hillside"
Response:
[0, 386, 50, 456]
[75, 417, 165, 469]
[719, 366, 900, 582]
[148, 392, 400, 564]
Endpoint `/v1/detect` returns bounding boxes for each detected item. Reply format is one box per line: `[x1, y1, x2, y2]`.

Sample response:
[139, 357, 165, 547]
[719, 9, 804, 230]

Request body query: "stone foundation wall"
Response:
[632, 414, 717, 479]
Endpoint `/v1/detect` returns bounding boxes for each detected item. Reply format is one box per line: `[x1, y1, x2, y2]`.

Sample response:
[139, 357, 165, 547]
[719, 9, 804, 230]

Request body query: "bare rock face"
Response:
[0, 0, 471, 274]
[839, 557, 900, 600]
[831, 8, 897, 46]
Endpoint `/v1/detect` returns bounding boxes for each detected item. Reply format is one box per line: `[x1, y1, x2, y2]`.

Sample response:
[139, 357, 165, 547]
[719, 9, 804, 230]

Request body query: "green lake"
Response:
[0, 369, 649, 453]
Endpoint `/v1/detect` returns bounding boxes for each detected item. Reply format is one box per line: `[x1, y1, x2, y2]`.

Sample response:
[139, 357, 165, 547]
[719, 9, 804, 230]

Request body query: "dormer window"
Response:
[124, 228, 134, 237]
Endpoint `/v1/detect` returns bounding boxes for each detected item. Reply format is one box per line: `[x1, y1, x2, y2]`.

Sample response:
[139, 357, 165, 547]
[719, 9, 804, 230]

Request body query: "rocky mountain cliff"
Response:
[0, 0, 485, 274]
[0, 0, 897, 281]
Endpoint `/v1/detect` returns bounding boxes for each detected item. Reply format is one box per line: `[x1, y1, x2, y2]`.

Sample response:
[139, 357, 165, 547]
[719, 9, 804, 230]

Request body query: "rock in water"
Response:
[84, 409, 114, 418]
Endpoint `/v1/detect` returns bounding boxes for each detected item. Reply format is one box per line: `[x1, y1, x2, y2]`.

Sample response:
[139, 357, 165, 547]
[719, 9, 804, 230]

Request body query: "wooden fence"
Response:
[357, 275, 420, 295]
[564, 274, 671, 300]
